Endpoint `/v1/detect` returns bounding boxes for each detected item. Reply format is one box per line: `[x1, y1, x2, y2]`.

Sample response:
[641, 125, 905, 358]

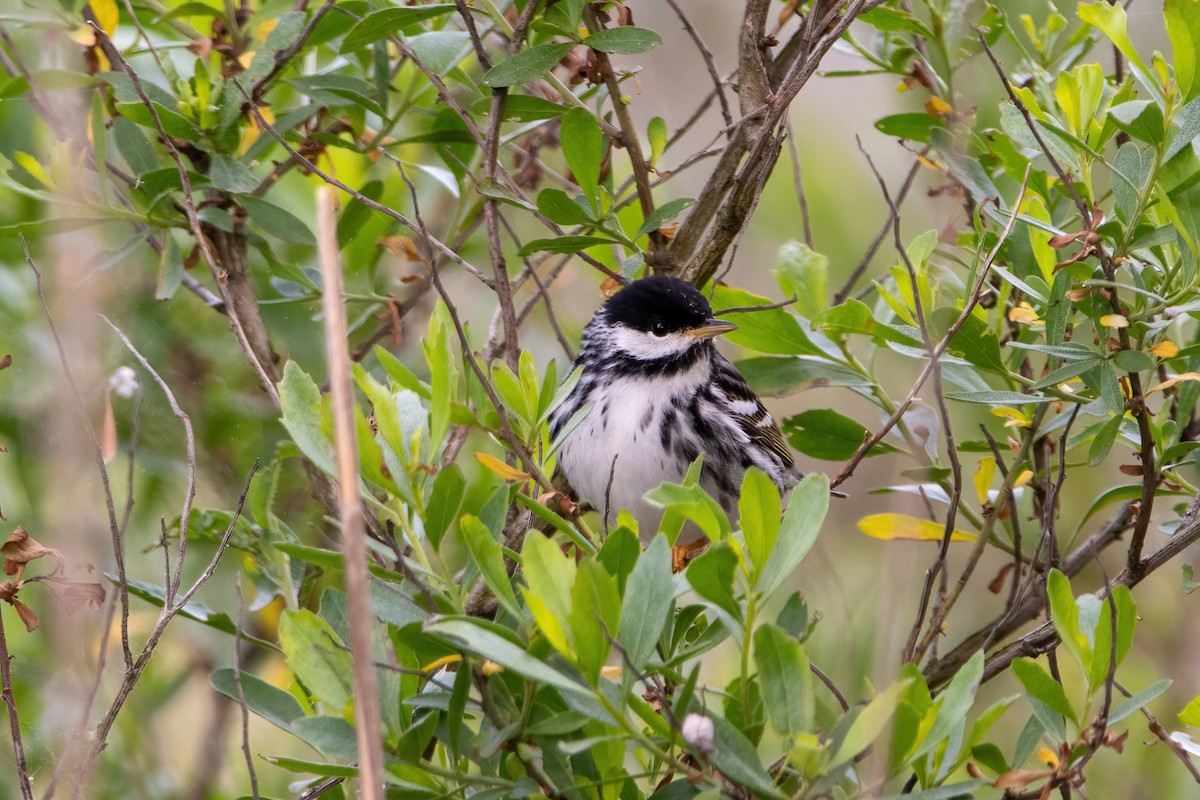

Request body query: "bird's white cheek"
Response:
[610, 327, 693, 360]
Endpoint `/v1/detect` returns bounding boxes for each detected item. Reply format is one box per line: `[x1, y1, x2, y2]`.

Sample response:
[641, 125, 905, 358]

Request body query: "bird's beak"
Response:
[685, 319, 738, 340]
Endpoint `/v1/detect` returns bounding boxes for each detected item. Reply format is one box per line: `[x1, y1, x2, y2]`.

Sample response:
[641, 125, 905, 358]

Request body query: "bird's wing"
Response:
[712, 358, 794, 470]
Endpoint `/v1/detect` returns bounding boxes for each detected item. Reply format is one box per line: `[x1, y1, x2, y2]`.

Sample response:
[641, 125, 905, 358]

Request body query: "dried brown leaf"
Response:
[0, 354, 11, 371]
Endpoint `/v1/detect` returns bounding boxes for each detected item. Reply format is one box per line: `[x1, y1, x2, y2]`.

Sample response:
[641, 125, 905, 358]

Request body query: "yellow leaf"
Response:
[69, 25, 96, 46]
[925, 96, 953, 117]
[1012, 469, 1033, 489]
[600, 665, 622, 680]
[1150, 341, 1180, 358]
[422, 653, 462, 672]
[1038, 746, 1060, 769]
[991, 406, 1030, 427]
[1008, 302, 1040, 325]
[857, 513, 977, 542]
[91, 0, 119, 36]
[1148, 372, 1200, 394]
[239, 104, 274, 154]
[1100, 314, 1128, 328]
[255, 18, 279, 41]
[481, 660, 504, 676]
[475, 452, 530, 482]
[974, 457, 995, 506]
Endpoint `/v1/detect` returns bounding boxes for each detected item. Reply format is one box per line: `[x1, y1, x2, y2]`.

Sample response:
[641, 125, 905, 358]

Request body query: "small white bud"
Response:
[109, 366, 140, 398]
[680, 713, 714, 754]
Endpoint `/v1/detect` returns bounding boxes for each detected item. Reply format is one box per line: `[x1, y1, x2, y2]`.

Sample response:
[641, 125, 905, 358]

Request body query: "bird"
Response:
[548, 275, 803, 547]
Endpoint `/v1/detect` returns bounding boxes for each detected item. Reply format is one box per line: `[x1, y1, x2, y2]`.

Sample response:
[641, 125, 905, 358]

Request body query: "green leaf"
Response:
[292, 715, 358, 761]
[521, 533, 576, 657]
[1167, 0, 1200, 102]
[406, 31, 471, 77]
[735, 356, 873, 396]
[645, 481, 731, 543]
[709, 284, 821, 356]
[760, 474, 828, 598]
[482, 43, 574, 87]
[211, 668, 305, 734]
[753, 624, 813, 735]
[584, 26, 662, 54]
[537, 188, 595, 226]
[647, 116, 667, 166]
[112, 116, 157, 174]
[279, 609, 354, 709]
[1047, 569, 1089, 675]
[120, 575, 277, 650]
[914, 650, 982, 760]
[782, 409, 891, 461]
[1012, 658, 1077, 724]
[945, 391, 1059, 405]
[426, 617, 592, 698]
[706, 714, 782, 797]
[685, 541, 741, 623]
[1113, 141, 1155, 221]
[1078, 2, 1156, 98]
[880, 782, 988, 800]
[775, 241, 827, 320]
[635, 197, 696, 239]
[740, 467, 781, 578]
[569, 559, 621, 682]
[1113, 349, 1155, 373]
[425, 464, 465, 550]
[1088, 414, 1123, 467]
[209, 153, 258, 193]
[933, 308, 1006, 374]
[461, 515, 523, 621]
[561, 107, 604, 204]
[1109, 679, 1171, 724]
[618, 535, 673, 673]
[114, 102, 199, 139]
[1180, 694, 1200, 727]
[473, 94, 567, 121]
[239, 196, 316, 246]
[1089, 585, 1137, 691]
[279, 361, 335, 476]
[830, 677, 912, 765]
[341, 5, 459, 50]
[875, 112, 944, 143]
[262, 755, 359, 778]
[518, 235, 616, 255]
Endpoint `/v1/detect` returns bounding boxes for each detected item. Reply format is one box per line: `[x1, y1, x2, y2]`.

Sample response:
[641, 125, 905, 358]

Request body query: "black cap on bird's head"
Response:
[602, 276, 737, 341]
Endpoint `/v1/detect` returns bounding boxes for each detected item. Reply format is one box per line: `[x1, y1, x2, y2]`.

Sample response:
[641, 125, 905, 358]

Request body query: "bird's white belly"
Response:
[557, 375, 695, 541]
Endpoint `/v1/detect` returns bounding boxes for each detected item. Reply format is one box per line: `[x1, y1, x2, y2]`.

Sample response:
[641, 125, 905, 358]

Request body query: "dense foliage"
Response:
[4, 0, 1200, 798]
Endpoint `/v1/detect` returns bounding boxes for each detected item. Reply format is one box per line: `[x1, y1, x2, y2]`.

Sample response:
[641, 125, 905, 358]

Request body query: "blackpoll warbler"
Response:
[549, 276, 803, 545]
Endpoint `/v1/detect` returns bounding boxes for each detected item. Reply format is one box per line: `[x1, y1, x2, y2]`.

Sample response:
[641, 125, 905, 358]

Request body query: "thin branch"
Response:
[0, 610, 32, 800]
[783, 119, 813, 248]
[665, 0, 732, 129]
[233, 578, 259, 800]
[101, 317, 197, 607]
[316, 187, 384, 799]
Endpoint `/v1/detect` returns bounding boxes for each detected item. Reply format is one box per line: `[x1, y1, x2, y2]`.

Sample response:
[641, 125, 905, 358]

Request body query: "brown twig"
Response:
[316, 187, 384, 799]
[101, 317, 196, 607]
[232, 578, 259, 800]
[664, 0, 732, 129]
[0, 609, 32, 800]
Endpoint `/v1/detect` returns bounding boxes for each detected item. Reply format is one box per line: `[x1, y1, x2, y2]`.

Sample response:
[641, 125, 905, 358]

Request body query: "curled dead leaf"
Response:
[377, 236, 424, 262]
[3, 527, 63, 581]
[0, 581, 38, 632]
[994, 768, 1052, 790]
[0, 354, 11, 371]
[1119, 464, 1143, 476]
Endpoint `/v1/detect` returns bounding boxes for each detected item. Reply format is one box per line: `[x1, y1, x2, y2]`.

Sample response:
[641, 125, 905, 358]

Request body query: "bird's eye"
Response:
[650, 320, 669, 337]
